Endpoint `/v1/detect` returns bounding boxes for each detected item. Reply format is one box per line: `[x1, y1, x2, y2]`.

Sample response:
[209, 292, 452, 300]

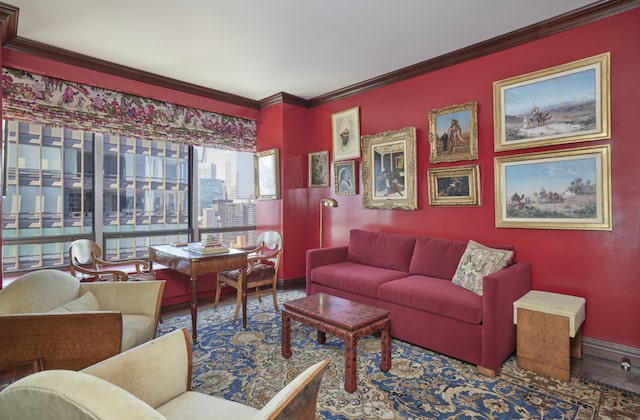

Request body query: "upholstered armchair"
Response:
[0, 328, 330, 420]
[0, 269, 165, 373]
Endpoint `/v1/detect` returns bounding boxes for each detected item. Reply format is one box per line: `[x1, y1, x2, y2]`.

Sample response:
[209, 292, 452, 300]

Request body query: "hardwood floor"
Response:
[161, 289, 639, 395]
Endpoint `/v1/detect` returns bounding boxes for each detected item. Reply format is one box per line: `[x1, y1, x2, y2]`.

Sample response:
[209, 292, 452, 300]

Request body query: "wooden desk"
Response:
[148, 244, 248, 342]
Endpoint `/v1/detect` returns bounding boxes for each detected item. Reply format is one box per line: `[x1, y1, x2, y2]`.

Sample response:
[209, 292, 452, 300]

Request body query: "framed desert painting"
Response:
[428, 165, 480, 206]
[331, 106, 360, 161]
[361, 126, 417, 210]
[494, 52, 610, 151]
[254, 148, 280, 200]
[334, 160, 357, 195]
[309, 150, 329, 187]
[494, 144, 611, 230]
[428, 101, 478, 163]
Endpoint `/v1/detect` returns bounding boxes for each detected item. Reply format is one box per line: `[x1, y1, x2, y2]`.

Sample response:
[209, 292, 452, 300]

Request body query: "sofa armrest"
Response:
[82, 328, 192, 410]
[0, 312, 122, 372]
[80, 280, 165, 319]
[0, 370, 163, 420]
[480, 261, 532, 370]
[305, 246, 348, 295]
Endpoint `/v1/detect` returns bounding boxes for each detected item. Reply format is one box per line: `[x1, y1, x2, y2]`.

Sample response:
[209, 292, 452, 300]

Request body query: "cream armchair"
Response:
[0, 328, 330, 420]
[0, 269, 164, 372]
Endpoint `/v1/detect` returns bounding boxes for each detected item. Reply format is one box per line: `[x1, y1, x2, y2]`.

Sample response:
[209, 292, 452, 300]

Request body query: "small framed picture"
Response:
[334, 160, 357, 195]
[254, 148, 280, 200]
[331, 106, 360, 161]
[427, 164, 481, 206]
[309, 150, 329, 187]
[428, 101, 478, 163]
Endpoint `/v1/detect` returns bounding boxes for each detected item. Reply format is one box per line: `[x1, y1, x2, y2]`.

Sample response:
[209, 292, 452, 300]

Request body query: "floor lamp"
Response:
[319, 198, 338, 248]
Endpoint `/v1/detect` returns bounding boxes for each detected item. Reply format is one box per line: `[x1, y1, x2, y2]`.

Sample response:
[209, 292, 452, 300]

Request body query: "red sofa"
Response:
[306, 229, 531, 376]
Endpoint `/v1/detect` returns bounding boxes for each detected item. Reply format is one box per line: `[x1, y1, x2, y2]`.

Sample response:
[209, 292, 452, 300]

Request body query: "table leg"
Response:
[344, 334, 359, 393]
[190, 276, 198, 343]
[317, 330, 326, 344]
[380, 319, 391, 372]
[281, 311, 292, 358]
[241, 269, 248, 328]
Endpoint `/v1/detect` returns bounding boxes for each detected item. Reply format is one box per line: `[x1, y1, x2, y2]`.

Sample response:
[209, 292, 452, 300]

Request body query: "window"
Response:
[2, 120, 256, 275]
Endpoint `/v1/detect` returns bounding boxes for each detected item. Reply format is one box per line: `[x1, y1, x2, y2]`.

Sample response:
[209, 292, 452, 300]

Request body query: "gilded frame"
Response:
[428, 164, 480, 206]
[428, 101, 478, 163]
[254, 148, 280, 200]
[308, 150, 329, 187]
[493, 52, 610, 151]
[494, 144, 611, 230]
[361, 126, 417, 210]
[334, 160, 357, 195]
[331, 106, 361, 161]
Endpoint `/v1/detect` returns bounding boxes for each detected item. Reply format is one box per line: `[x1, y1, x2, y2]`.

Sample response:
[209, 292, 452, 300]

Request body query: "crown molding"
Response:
[0, 2, 18, 45]
[259, 92, 309, 109]
[307, 0, 640, 106]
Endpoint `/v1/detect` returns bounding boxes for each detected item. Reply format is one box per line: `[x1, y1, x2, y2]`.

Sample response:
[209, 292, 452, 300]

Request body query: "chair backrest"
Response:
[257, 231, 282, 252]
[69, 239, 101, 270]
[257, 359, 330, 420]
[0, 270, 80, 314]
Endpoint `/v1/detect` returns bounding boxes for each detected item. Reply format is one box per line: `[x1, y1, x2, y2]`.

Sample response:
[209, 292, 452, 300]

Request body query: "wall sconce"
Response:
[319, 198, 338, 248]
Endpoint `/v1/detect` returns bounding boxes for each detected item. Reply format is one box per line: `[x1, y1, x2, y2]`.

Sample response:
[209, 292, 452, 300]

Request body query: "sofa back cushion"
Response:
[409, 235, 467, 279]
[347, 229, 416, 272]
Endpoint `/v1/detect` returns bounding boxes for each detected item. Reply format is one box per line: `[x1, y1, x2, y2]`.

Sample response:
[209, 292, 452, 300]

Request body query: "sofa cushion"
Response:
[347, 229, 416, 272]
[48, 292, 100, 314]
[378, 275, 482, 324]
[409, 235, 467, 279]
[452, 240, 514, 295]
[310, 262, 408, 299]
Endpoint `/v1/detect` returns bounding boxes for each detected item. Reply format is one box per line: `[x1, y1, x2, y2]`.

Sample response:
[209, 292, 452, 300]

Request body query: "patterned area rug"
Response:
[157, 290, 639, 419]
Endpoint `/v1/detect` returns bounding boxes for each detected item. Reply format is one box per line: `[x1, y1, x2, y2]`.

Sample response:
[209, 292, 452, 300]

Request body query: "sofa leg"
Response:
[477, 366, 496, 377]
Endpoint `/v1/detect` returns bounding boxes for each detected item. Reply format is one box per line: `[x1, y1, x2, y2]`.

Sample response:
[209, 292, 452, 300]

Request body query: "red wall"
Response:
[302, 9, 640, 349]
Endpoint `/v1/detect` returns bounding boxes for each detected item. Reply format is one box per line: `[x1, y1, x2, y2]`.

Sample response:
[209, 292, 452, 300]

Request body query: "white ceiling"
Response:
[8, 0, 598, 101]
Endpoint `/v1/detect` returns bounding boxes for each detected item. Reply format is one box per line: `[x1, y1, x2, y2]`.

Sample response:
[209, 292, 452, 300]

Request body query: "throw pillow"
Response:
[451, 240, 514, 295]
[48, 291, 100, 313]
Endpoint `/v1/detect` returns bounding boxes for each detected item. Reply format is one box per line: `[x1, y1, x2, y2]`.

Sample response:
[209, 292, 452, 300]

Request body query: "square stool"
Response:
[513, 290, 585, 381]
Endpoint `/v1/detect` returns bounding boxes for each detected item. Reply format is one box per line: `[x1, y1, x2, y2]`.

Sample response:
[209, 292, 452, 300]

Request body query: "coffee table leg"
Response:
[344, 335, 359, 393]
[281, 311, 292, 358]
[380, 319, 391, 372]
[317, 330, 326, 344]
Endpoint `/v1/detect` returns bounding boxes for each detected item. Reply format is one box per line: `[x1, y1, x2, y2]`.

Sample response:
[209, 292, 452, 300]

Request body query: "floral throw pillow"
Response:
[451, 240, 514, 295]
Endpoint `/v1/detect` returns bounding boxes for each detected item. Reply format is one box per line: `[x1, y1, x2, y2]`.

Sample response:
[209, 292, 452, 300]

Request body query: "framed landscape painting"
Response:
[361, 126, 417, 210]
[334, 160, 357, 195]
[254, 148, 280, 200]
[331, 106, 361, 161]
[494, 144, 611, 230]
[428, 101, 478, 163]
[309, 150, 329, 187]
[428, 165, 480, 206]
[493, 52, 610, 151]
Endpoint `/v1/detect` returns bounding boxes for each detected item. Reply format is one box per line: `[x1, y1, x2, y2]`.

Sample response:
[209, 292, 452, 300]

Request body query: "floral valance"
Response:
[1, 68, 256, 151]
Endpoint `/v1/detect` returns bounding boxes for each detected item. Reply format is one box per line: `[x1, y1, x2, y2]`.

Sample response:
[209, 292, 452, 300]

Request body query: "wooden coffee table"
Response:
[281, 293, 391, 393]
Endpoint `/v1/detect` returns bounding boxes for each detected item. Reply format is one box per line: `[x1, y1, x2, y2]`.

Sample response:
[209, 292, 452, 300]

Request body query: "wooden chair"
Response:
[69, 239, 154, 282]
[214, 231, 282, 325]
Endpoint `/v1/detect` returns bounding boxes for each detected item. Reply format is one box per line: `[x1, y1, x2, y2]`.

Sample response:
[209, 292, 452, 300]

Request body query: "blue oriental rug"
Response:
[157, 290, 638, 419]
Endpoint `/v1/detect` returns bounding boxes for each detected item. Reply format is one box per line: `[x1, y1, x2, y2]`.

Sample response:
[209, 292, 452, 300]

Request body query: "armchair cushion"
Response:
[157, 392, 259, 418]
[48, 291, 100, 313]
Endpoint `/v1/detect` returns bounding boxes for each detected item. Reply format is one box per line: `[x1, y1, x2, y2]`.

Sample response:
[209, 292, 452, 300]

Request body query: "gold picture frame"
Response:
[428, 165, 480, 206]
[334, 160, 357, 195]
[428, 101, 478, 163]
[254, 148, 280, 200]
[361, 126, 417, 210]
[494, 144, 611, 230]
[493, 52, 610, 151]
[309, 150, 329, 187]
[331, 106, 361, 161]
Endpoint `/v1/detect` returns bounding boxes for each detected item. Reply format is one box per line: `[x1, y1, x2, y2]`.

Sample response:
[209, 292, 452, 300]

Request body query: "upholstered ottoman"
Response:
[513, 290, 585, 381]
